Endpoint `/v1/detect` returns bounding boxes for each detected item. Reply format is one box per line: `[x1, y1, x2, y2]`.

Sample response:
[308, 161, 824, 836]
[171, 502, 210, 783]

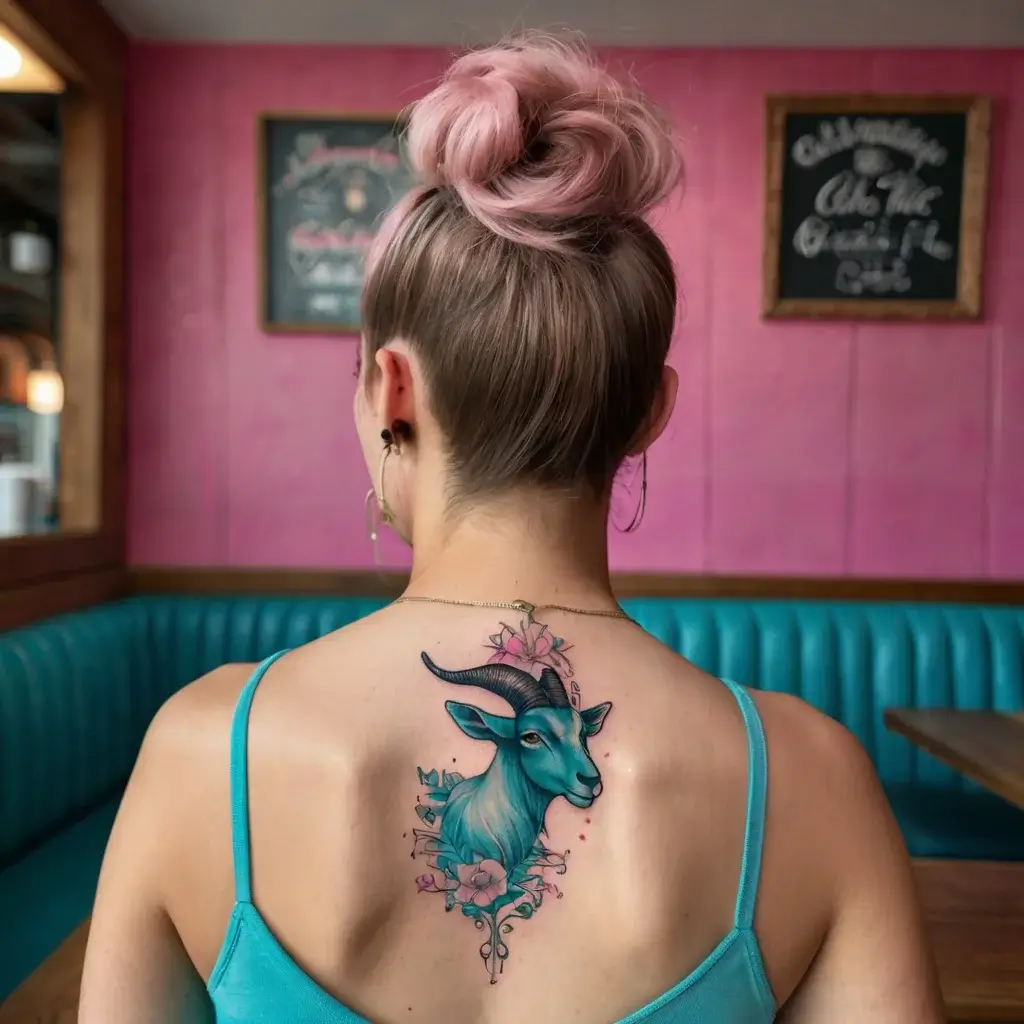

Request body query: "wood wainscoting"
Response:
[0, 567, 125, 632]
[3, 563, 1019, 635]
[126, 566, 1024, 605]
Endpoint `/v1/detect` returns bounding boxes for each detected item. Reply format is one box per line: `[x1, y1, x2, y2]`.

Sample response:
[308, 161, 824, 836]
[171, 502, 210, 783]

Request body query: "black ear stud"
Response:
[381, 420, 412, 448]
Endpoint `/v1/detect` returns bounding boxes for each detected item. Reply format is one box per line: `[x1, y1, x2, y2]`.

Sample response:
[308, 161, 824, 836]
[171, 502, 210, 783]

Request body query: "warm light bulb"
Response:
[0, 39, 22, 80]
[26, 368, 63, 414]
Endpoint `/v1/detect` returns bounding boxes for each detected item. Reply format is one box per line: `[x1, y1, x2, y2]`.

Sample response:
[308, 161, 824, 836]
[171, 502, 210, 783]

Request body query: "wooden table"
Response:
[884, 708, 1024, 808]
[0, 918, 89, 1024]
[2, 861, 1023, 1022]
[917, 859, 1024, 1022]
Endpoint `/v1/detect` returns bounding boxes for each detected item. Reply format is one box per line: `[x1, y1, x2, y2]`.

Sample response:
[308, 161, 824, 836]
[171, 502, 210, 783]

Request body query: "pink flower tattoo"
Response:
[486, 616, 574, 677]
[453, 860, 508, 908]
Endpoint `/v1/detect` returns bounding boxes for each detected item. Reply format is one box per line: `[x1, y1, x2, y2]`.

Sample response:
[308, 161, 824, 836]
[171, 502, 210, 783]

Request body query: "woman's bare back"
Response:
[105, 603, 940, 1022]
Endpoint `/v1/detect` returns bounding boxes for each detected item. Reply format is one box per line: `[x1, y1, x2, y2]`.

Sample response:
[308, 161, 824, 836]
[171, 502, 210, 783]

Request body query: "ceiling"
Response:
[98, 0, 1024, 47]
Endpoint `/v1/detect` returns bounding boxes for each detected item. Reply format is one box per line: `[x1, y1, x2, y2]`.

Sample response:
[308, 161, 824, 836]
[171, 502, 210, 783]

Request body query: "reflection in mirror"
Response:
[0, 30, 62, 539]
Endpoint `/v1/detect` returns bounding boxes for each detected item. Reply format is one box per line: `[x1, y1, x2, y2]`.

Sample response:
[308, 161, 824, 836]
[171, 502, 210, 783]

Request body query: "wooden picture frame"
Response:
[256, 112, 412, 333]
[0, 0, 127, 603]
[763, 94, 991, 320]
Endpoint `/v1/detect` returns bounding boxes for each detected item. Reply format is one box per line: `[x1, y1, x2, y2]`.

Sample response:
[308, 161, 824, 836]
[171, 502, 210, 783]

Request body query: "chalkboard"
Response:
[259, 115, 414, 332]
[763, 95, 990, 320]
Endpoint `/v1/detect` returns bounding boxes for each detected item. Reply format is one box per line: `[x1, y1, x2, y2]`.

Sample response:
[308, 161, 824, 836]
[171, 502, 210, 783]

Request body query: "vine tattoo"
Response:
[412, 611, 612, 983]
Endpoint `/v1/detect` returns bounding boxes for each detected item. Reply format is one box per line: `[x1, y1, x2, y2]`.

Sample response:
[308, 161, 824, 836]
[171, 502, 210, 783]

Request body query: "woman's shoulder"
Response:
[752, 688, 878, 792]
[747, 688, 908, 1004]
[125, 662, 266, 863]
[748, 690, 941, 1017]
[145, 661, 258, 761]
[750, 687, 889, 862]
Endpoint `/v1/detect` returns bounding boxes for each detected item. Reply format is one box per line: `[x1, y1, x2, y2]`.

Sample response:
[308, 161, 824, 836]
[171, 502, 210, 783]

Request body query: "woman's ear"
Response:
[373, 343, 418, 436]
[629, 365, 678, 455]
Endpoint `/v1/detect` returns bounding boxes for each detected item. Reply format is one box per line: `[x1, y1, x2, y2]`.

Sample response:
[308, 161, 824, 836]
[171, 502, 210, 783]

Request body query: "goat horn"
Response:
[536, 667, 571, 708]
[420, 653, 550, 713]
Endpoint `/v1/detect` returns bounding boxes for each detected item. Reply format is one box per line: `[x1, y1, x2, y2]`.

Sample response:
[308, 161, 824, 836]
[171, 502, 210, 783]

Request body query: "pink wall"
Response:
[126, 45, 1024, 577]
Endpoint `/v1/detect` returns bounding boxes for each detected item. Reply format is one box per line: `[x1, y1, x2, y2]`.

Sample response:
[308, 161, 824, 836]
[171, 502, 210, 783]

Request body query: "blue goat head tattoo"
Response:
[411, 618, 612, 983]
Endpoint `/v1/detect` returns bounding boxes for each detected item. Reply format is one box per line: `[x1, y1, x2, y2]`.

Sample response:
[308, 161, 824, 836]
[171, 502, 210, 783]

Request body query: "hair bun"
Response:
[405, 33, 682, 249]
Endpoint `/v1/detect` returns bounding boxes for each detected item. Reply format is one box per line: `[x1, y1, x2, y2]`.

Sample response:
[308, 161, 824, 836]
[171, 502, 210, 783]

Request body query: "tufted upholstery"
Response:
[627, 598, 1024, 865]
[0, 596, 389, 869]
[625, 599, 1024, 787]
[0, 595, 386, 1000]
[1, 593, 1023, 999]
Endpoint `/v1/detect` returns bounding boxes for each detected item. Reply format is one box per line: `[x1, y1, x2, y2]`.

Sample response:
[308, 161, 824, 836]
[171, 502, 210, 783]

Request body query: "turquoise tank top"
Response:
[207, 652, 776, 1023]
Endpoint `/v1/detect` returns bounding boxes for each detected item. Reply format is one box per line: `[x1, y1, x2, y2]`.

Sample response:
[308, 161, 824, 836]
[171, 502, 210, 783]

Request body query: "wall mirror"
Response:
[0, 0, 125, 596]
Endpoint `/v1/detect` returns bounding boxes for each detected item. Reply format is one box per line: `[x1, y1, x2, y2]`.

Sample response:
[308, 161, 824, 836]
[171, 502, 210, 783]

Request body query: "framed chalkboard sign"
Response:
[763, 95, 990, 320]
[258, 113, 414, 332]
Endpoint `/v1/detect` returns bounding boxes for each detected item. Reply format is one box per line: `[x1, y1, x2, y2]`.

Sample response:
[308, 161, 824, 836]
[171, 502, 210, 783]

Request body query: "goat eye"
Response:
[520, 732, 541, 746]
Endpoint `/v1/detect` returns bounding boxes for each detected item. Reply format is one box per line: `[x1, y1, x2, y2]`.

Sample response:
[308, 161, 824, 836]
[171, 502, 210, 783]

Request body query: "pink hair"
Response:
[368, 32, 682, 267]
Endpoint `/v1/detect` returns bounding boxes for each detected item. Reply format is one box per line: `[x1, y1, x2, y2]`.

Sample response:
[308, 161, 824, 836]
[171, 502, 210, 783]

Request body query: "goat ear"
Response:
[581, 701, 613, 736]
[445, 701, 516, 742]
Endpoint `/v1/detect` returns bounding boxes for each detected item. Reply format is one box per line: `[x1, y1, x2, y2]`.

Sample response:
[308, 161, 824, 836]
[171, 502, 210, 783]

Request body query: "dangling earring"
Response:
[623, 450, 648, 533]
[377, 428, 397, 528]
[365, 422, 411, 551]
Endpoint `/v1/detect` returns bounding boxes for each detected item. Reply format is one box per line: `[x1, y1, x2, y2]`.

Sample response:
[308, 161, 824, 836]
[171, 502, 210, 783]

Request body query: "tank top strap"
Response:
[721, 678, 769, 931]
[229, 650, 290, 904]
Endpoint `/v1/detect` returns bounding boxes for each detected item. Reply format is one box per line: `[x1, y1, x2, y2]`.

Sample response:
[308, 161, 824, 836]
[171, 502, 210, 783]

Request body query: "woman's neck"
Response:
[405, 490, 617, 611]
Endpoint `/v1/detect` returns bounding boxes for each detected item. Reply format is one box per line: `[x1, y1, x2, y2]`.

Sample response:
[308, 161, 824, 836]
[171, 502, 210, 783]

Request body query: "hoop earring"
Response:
[623, 450, 647, 533]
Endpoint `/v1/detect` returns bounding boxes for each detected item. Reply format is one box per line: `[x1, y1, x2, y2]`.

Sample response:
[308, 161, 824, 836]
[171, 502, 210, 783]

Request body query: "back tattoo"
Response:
[412, 611, 613, 983]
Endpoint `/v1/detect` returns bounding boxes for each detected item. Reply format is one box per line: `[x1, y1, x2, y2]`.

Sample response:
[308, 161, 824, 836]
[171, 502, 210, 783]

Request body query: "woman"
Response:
[80, 34, 942, 1023]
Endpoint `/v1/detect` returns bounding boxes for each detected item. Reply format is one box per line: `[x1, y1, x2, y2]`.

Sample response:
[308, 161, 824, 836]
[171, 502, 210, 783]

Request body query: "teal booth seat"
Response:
[1, 594, 1023, 1000]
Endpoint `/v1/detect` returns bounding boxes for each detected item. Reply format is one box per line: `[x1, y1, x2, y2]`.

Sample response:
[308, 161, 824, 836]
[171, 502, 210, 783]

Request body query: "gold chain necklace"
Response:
[393, 595, 631, 621]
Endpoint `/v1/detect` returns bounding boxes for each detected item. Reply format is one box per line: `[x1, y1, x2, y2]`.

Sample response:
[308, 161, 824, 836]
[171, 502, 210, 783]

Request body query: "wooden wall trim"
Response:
[59, 85, 104, 534]
[0, 567, 125, 632]
[100, 81, 126, 547]
[128, 568, 411, 599]
[610, 573, 1024, 603]
[2, 533, 119, 588]
[127, 567, 1024, 605]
